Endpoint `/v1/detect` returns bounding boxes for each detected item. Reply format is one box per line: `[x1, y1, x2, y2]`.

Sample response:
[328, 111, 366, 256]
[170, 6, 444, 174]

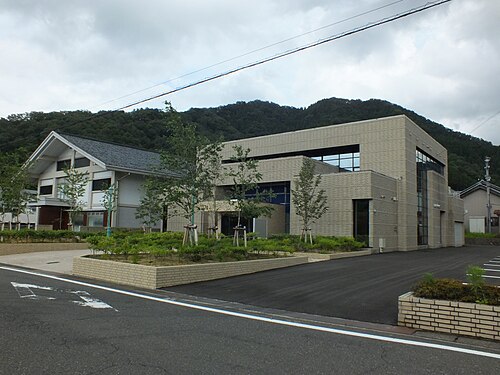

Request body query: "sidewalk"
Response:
[0, 249, 92, 275]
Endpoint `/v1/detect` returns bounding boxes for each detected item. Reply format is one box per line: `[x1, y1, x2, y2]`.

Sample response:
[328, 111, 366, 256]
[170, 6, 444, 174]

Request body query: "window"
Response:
[74, 157, 90, 168]
[313, 151, 360, 172]
[56, 159, 71, 171]
[416, 149, 444, 175]
[92, 178, 111, 191]
[56, 178, 67, 199]
[39, 185, 53, 195]
[87, 212, 104, 227]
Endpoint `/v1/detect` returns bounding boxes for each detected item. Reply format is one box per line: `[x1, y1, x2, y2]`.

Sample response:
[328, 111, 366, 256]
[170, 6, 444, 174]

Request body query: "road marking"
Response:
[1, 265, 500, 360]
[484, 263, 500, 267]
[483, 269, 500, 272]
[68, 290, 116, 310]
[11, 282, 56, 300]
[10, 280, 115, 310]
[483, 275, 500, 279]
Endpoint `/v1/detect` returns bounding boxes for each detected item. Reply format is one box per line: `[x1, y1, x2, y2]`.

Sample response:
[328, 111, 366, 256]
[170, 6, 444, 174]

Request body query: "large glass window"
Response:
[415, 149, 440, 245]
[313, 151, 360, 172]
[224, 181, 291, 233]
[87, 212, 104, 227]
[416, 149, 444, 175]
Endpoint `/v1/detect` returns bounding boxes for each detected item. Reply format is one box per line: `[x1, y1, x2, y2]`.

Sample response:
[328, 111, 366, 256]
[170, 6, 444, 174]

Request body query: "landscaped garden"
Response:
[86, 231, 365, 266]
[413, 266, 500, 306]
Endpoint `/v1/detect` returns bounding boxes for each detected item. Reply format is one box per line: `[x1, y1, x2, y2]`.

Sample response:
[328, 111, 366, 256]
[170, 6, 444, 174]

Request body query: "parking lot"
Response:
[167, 246, 500, 325]
[483, 255, 500, 285]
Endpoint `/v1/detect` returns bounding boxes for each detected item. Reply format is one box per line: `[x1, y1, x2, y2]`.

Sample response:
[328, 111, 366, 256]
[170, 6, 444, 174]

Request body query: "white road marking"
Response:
[483, 275, 500, 279]
[484, 263, 500, 267]
[11, 282, 56, 300]
[68, 290, 116, 310]
[10, 281, 115, 310]
[2, 265, 500, 360]
[484, 269, 500, 272]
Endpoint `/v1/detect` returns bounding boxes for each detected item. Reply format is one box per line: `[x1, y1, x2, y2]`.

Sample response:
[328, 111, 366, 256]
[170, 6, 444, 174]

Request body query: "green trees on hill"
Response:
[1, 98, 498, 191]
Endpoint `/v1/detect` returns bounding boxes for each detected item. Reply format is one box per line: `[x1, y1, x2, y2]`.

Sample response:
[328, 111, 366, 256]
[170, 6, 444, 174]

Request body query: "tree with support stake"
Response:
[291, 158, 328, 244]
[102, 182, 118, 237]
[227, 145, 274, 247]
[58, 166, 89, 231]
[139, 102, 223, 245]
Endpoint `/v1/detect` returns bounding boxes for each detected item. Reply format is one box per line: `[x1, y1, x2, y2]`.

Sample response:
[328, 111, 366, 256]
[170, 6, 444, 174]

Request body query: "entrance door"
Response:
[353, 200, 369, 245]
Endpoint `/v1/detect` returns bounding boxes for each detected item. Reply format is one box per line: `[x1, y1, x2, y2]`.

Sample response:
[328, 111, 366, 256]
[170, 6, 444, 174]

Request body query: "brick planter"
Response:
[73, 255, 309, 289]
[398, 292, 500, 340]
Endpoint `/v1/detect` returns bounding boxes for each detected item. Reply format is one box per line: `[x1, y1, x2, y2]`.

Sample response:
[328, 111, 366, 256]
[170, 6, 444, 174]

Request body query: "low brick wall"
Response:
[73, 256, 309, 289]
[465, 237, 500, 246]
[398, 292, 500, 340]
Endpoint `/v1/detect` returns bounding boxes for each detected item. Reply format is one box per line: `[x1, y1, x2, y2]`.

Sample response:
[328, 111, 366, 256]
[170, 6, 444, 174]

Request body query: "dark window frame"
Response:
[92, 178, 111, 191]
[56, 159, 71, 171]
[39, 185, 53, 195]
[74, 157, 90, 168]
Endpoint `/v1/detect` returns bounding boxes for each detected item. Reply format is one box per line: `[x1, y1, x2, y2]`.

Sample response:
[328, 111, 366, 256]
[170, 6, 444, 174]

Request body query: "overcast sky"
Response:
[1, 0, 499, 145]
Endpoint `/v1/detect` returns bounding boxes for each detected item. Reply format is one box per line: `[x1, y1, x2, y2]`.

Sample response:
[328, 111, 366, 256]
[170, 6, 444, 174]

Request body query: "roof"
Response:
[460, 180, 500, 199]
[26, 131, 175, 177]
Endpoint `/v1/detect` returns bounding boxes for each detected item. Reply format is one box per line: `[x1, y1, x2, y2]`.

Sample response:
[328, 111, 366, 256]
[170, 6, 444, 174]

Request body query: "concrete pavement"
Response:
[0, 249, 92, 274]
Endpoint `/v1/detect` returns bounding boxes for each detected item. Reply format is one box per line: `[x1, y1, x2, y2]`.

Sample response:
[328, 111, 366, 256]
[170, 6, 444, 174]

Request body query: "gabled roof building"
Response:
[26, 131, 170, 231]
[460, 180, 500, 233]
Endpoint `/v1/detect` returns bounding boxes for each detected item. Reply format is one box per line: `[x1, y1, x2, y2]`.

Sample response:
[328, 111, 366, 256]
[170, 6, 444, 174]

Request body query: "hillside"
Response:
[0, 98, 498, 190]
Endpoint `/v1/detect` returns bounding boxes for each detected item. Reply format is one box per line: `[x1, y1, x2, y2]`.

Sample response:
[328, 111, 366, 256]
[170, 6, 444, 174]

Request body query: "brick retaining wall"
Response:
[398, 292, 500, 340]
[73, 256, 309, 289]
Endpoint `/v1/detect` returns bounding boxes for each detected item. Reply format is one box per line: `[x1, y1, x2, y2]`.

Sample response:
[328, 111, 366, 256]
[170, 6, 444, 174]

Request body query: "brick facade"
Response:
[398, 292, 500, 340]
[73, 256, 309, 289]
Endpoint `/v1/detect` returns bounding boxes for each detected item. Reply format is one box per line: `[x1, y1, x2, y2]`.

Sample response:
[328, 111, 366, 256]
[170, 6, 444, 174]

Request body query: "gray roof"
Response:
[59, 133, 172, 175]
[460, 180, 500, 198]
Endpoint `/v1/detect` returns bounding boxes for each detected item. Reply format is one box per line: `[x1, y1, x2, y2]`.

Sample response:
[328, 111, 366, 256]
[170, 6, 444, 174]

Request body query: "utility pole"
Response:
[485, 157, 492, 234]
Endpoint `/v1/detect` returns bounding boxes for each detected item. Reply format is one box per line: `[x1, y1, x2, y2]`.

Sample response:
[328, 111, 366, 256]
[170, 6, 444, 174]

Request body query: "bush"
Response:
[413, 272, 500, 306]
[0, 229, 94, 243]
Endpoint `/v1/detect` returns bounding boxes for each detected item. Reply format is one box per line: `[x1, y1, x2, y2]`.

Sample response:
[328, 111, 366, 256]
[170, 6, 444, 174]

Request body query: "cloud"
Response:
[0, 0, 499, 145]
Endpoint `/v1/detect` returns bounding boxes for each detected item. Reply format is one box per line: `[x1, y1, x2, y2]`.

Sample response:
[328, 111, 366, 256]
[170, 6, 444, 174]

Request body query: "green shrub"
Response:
[0, 229, 90, 243]
[413, 275, 500, 305]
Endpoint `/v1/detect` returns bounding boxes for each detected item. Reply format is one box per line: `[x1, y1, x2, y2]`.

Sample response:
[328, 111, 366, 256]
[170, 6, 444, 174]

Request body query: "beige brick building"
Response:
[194, 115, 464, 252]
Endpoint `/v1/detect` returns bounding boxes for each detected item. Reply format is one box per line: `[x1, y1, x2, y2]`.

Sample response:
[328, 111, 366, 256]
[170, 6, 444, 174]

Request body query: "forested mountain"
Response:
[0, 98, 498, 191]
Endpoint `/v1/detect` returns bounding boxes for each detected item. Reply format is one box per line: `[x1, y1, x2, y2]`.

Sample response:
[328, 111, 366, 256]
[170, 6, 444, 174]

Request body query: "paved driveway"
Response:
[167, 246, 500, 325]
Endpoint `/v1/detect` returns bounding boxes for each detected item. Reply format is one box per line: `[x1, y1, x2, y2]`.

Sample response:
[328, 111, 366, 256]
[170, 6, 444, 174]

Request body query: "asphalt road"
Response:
[1, 265, 499, 374]
[167, 246, 500, 325]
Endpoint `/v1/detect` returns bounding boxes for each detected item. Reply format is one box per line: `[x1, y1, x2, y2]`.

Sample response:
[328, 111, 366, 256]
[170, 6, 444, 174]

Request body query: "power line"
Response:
[116, 0, 451, 111]
[468, 110, 500, 135]
[0, 0, 451, 151]
[91, 0, 408, 110]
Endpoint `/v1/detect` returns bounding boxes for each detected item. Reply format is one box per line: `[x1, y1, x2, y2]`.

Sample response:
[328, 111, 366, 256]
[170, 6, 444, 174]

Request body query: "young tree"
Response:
[227, 145, 274, 245]
[101, 182, 118, 237]
[58, 166, 89, 230]
[140, 102, 224, 244]
[0, 150, 31, 231]
[136, 178, 169, 232]
[291, 158, 328, 243]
